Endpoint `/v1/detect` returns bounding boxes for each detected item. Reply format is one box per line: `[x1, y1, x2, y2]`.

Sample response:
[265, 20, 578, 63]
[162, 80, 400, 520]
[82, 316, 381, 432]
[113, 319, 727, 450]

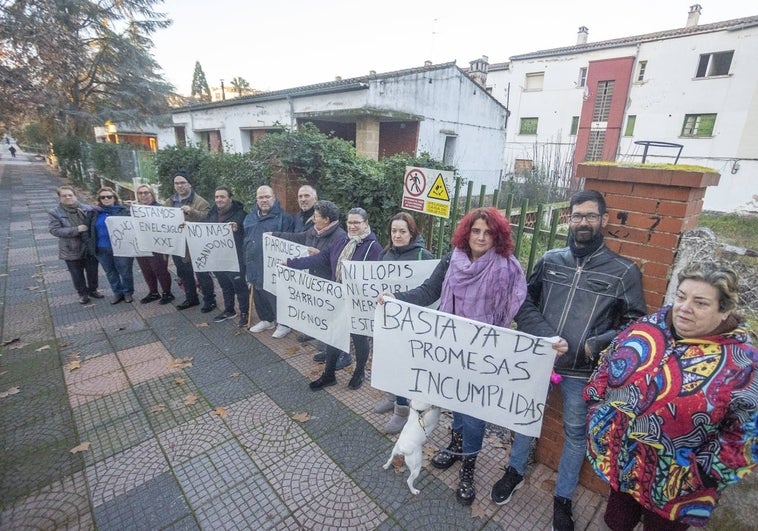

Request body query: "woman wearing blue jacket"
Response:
[89, 187, 134, 304]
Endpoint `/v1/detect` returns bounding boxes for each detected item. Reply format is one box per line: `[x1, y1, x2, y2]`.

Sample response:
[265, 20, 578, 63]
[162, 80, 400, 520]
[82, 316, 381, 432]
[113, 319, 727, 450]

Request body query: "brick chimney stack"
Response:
[468, 55, 490, 87]
[687, 4, 702, 27]
[577, 26, 589, 45]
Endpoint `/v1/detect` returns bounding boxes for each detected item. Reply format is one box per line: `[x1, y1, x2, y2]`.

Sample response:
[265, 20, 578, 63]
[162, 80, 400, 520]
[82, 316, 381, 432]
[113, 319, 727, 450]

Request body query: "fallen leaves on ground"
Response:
[69, 441, 90, 454]
[0, 386, 20, 398]
[7, 341, 26, 350]
[213, 406, 228, 418]
[150, 403, 167, 413]
[67, 352, 80, 362]
[285, 346, 299, 356]
[470, 500, 492, 519]
[292, 412, 310, 423]
[183, 393, 198, 406]
[2, 338, 20, 347]
[65, 360, 81, 371]
[229, 372, 240, 378]
[233, 328, 245, 336]
[168, 357, 193, 370]
[58, 341, 70, 348]
[174, 377, 186, 385]
[422, 443, 438, 462]
[196, 322, 209, 328]
[26, 285, 40, 291]
[34, 344, 50, 352]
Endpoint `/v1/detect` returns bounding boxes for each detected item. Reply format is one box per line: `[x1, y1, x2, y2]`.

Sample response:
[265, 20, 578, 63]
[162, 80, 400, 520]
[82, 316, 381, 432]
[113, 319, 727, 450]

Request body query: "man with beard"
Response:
[489, 190, 646, 531]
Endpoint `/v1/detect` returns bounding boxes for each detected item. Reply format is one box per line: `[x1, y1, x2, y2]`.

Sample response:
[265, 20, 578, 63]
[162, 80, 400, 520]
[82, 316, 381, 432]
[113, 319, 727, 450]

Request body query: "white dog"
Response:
[383, 399, 440, 495]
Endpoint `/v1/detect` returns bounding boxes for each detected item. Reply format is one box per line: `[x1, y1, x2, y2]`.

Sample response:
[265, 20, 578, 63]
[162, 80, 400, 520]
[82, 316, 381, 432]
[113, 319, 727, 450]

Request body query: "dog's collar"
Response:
[415, 408, 429, 432]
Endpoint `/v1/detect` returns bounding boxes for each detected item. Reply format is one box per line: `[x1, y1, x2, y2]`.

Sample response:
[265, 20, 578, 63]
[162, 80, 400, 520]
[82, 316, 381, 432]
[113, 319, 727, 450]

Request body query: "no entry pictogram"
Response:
[404, 168, 426, 197]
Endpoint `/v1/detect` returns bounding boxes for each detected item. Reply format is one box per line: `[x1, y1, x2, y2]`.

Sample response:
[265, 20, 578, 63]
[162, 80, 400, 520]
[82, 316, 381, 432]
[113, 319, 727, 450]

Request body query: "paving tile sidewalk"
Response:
[0, 162, 613, 530]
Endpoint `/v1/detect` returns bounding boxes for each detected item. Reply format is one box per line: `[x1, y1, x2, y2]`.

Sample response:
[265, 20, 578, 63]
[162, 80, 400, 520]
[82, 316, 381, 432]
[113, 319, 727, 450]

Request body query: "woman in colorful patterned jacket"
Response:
[585, 261, 757, 530]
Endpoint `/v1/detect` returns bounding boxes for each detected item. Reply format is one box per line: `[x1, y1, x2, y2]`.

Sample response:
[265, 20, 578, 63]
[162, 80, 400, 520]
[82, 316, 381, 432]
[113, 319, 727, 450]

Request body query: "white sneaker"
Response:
[271, 324, 291, 339]
[249, 320, 275, 333]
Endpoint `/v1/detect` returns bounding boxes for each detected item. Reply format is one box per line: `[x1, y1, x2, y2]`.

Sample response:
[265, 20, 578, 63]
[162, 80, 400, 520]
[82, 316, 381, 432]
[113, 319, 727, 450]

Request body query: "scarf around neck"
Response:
[315, 220, 339, 237]
[335, 225, 371, 282]
[569, 232, 604, 259]
[439, 247, 526, 328]
[61, 202, 86, 227]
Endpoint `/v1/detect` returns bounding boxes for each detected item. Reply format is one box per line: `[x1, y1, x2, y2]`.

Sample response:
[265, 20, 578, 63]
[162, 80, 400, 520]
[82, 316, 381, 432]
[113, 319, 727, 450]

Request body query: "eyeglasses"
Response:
[346, 220, 365, 225]
[99, 195, 114, 200]
[569, 213, 601, 223]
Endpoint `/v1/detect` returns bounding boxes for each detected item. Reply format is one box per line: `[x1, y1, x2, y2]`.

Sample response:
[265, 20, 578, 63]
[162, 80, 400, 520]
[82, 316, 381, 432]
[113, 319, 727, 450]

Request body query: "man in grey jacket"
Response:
[48, 185, 103, 304]
[490, 189, 646, 531]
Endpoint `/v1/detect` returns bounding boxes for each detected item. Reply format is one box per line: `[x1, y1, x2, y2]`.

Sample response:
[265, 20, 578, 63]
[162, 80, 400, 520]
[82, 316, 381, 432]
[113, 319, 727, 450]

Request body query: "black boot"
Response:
[431, 429, 463, 470]
[310, 350, 338, 390]
[456, 455, 477, 505]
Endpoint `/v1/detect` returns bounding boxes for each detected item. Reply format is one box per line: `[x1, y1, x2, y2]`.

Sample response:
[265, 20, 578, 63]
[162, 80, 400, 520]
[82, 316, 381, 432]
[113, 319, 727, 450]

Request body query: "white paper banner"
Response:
[129, 205, 186, 256]
[275, 265, 350, 352]
[184, 222, 240, 272]
[372, 299, 557, 438]
[262, 234, 310, 295]
[104, 216, 152, 257]
[341, 260, 440, 336]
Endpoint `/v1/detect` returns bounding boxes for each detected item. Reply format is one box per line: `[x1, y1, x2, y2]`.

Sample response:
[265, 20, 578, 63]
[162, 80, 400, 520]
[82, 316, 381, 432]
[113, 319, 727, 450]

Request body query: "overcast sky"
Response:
[150, 0, 755, 95]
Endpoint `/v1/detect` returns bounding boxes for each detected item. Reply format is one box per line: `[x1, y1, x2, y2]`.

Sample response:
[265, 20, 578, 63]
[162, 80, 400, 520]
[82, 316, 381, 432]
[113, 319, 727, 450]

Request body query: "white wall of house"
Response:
[171, 65, 508, 193]
[487, 20, 758, 212]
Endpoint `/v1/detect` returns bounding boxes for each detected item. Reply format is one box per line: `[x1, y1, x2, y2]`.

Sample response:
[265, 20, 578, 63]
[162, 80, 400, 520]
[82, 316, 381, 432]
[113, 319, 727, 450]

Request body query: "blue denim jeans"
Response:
[509, 375, 588, 499]
[96, 248, 134, 296]
[452, 412, 486, 456]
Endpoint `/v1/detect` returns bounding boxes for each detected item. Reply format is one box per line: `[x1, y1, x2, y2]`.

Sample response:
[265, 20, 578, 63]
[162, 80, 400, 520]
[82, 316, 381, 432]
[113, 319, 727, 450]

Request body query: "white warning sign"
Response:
[401, 166, 454, 219]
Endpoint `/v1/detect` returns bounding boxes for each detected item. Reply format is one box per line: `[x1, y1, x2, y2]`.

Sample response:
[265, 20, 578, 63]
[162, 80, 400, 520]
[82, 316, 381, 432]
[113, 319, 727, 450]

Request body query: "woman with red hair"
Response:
[379, 206, 527, 505]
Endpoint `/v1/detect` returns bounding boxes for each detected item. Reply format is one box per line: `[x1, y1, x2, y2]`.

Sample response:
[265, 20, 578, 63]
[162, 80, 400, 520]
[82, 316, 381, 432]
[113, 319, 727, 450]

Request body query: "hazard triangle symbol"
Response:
[427, 174, 450, 201]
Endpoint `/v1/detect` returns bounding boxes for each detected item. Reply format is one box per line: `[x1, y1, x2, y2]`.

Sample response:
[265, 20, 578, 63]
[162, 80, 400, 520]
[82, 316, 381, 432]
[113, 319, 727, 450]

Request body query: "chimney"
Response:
[424, 60, 433, 67]
[577, 26, 589, 45]
[686, 4, 702, 27]
[468, 55, 490, 87]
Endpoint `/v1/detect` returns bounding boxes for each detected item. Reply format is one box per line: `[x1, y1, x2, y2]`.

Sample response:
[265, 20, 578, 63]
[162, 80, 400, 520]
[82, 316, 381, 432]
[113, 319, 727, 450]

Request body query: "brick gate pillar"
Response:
[534, 163, 721, 494]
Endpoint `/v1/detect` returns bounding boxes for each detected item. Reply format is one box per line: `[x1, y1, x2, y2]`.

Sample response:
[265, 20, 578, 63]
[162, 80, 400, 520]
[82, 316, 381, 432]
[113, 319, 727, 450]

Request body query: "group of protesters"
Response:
[48, 173, 757, 531]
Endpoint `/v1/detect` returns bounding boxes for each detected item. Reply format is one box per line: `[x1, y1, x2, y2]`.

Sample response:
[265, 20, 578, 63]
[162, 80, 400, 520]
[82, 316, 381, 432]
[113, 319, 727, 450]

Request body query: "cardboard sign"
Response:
[185, 222, 240, 272]
[129, 205, 186, 256]
[262, 234, 310, 295]
[372, 299, 557, 438]
[341, 260, 440, 336]
[104, 216, 152, 257]
[275, 265, 350, 352]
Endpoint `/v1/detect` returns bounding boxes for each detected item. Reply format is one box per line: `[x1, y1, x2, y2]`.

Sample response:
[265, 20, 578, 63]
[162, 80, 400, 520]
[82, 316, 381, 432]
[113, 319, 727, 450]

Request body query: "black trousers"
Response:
[173, 256, 214, 304]
[65, 256, 99, 296]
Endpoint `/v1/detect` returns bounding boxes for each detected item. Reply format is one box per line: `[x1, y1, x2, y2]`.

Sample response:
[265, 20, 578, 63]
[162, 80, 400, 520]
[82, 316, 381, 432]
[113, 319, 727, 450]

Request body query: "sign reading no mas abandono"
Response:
[401, 166, 454, 219]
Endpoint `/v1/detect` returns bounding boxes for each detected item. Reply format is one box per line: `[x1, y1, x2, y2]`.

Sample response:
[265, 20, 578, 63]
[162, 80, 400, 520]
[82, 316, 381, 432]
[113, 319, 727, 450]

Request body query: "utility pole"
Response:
[220, 79, 226, 101]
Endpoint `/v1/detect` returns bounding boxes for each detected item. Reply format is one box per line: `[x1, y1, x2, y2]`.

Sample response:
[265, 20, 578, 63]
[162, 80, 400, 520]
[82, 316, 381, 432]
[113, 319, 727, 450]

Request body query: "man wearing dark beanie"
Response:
[163, 171, 215, 311]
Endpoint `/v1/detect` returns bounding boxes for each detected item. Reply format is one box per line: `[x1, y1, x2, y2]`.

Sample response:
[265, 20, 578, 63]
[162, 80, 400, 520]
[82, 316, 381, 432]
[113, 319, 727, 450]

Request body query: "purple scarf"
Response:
[439, 247, 526, 328]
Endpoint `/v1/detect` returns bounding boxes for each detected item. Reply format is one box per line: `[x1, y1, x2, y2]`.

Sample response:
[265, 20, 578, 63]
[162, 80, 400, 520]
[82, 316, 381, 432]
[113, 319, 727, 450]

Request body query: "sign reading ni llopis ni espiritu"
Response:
[401, 166, 453, 219]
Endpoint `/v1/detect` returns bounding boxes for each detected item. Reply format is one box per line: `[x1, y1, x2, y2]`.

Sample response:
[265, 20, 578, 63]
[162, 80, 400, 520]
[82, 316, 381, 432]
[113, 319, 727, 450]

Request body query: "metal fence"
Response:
[427, 178, 569, 277]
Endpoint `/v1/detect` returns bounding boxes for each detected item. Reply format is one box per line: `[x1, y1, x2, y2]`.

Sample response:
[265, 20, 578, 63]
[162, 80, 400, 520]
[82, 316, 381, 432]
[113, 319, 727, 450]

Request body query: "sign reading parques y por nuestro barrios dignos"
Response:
[401, 166, 454, 219]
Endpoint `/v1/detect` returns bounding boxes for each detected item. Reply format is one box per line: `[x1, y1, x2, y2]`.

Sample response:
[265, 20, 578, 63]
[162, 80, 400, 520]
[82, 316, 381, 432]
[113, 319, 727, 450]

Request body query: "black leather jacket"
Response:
[515, 243, 646, 377]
